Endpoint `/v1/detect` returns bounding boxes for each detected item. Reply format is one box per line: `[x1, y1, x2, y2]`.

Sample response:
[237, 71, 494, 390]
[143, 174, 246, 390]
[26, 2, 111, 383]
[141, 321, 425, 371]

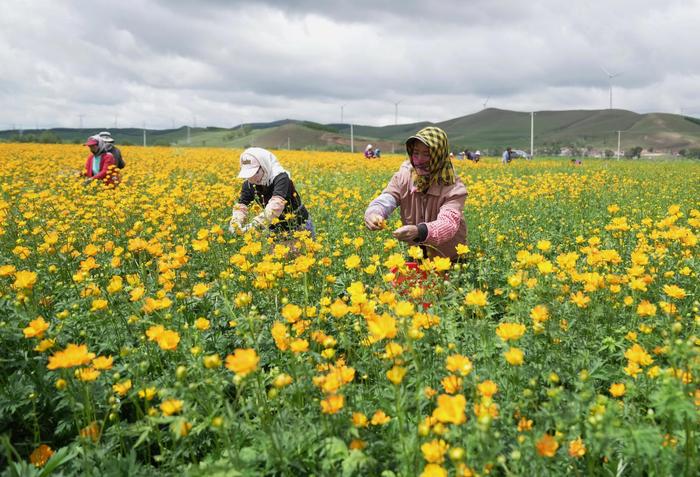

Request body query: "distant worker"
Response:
[83, 135, 120, 186]
[98, 131, 125, 169]
[365, 144, 375, 159]
[466, 150, 481, 162]
[502, 147, 514, 164]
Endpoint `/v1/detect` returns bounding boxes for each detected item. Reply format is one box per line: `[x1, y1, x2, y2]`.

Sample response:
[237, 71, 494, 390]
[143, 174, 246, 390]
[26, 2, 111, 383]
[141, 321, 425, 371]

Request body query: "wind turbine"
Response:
[482, 97, 490, 109]
[601, 66, 621, 110]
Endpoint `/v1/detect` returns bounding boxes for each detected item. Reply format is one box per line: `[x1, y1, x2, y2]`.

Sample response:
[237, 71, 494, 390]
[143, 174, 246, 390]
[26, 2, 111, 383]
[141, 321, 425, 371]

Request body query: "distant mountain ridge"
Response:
[2, 108, 700, 153]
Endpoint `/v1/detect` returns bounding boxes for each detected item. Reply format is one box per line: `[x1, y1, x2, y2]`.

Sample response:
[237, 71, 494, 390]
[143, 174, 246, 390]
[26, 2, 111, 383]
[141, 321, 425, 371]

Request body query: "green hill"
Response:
[2, 109, 700, 154]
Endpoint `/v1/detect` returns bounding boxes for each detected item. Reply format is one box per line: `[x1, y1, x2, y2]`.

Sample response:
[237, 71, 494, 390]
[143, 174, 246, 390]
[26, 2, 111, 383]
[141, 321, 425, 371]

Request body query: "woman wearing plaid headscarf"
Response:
[364, 127, 467, 259]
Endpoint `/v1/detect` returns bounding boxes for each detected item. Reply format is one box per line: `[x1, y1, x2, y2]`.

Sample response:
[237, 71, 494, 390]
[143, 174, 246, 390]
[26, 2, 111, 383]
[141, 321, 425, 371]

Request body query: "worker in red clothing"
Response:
[83, 135, 119, 186]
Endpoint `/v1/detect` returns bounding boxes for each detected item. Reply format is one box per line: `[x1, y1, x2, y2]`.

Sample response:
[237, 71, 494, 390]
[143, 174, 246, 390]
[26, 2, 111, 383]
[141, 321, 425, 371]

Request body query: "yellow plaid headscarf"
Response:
[406, 126, 455, 193]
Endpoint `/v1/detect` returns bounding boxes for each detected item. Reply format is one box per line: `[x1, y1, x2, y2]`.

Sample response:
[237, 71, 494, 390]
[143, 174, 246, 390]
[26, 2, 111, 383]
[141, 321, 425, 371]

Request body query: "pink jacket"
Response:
[366, 161, 467, 259]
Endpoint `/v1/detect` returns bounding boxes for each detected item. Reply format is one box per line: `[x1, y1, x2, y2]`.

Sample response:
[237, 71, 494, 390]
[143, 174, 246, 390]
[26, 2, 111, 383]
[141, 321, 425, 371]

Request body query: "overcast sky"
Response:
[2, 0, 700, 130]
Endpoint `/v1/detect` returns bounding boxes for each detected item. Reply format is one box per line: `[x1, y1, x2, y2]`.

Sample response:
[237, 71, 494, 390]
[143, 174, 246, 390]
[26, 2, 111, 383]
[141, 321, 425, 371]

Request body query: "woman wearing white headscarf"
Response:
[230, 147, 313, 236]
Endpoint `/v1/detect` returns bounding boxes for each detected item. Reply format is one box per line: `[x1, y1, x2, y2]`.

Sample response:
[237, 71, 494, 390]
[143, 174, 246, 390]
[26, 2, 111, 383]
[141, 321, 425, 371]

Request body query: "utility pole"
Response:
[394, 100, 401, 125]
[187, 126, 191, 144]
[340, 104, 345, 124]
[143, 122, 147, 147]
[287, 137, 290, 149]
[78, 114, 84, 129]
[616, 130, 621, 160]
[530, 112, 534, 159]
[350, 124, 354, 153]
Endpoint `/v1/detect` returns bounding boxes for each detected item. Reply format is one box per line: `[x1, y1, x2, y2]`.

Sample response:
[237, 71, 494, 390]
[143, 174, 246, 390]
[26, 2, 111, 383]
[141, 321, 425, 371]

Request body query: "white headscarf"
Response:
[240, 147, 290, 186]
[88, 135, 108, 155]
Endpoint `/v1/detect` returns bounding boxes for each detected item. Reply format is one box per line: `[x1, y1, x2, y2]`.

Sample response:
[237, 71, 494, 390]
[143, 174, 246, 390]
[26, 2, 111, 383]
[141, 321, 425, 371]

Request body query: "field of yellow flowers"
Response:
[0, 143, 698, 476]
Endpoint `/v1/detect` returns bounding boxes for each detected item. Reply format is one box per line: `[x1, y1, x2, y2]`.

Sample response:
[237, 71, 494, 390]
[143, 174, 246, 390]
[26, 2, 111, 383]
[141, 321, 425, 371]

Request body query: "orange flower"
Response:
[225, 348, 259, 377]
[441, 375, 462, 394]
[47, 343, 96, 370]
[29, 444, 54, 467]
[23, 316, 50, 339]
[568, 437, 586, 458]
[609, 382, 626, 397]
[445, 354, 473, 376]
[320, 394, 344, 414]
[536, 433, 559, 457]
[370, 410, 391, 425]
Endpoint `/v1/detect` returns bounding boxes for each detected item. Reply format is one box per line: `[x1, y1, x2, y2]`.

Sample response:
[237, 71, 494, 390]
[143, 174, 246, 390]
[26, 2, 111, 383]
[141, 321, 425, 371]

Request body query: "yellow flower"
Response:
[47, 343, 96, 370]
[568, 437, 586, 458]
[194, 317, 210, 330]
[113, 379, 132, 396]
[92, 355, 114, 370]
[106, 275, 123, 294]
[344, 254, 361, 269]
[464, 289, 488, 307]
[504, 347, 524, 366]
[281, 303, 303, 323]
[203, 354, 222, 368]
[370, 410, 391, 425]
[352, 412, 368, 427]
[394, 301, 415, 318]
[432, 394, 466, 424]
[130, 287, 145, 302]
[156, 330, 180, 351]
[29, 444, 54, 468]
[536, 240, 552, 251]
[13, 270, 37, 290]
[290, 338, 309, 353]
[441, 375, 462, 394]
[320, 394, 344, 414]
[160, 398, 183, 416]
[495, 323, 526, 342]
[477, 380, 498, 398]
[23, 316, 50, 339]
[663, 284, 686, 299]
[609, 382, 626, 397]
[329, 299, 349, 318]
[138, 387, 157, 400]
[456, 244, 470, 255]
[421, 439, 449, 464]
[273, 373, 293, 388]
[530, 305, 549, 323]
[536, 433, 559, 457]
[192, 283, 209, 297]
[636, 300, 657, 317]
[367, 313, 397, 343]
[76, 367, 101, 381]
[386, 365, 407, 385]
[34, 339, 55, 352]
[225, 348, 259, 377]
[420, 464, 447, 477]
[90, 299, 108, 312]
[384, 342, 404, 359]
[445, 354, 473, 376]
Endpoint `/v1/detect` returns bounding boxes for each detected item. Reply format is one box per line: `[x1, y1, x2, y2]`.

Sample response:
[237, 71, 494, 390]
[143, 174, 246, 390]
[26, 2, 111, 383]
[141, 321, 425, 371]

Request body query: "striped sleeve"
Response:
[425, 208, 462, 244]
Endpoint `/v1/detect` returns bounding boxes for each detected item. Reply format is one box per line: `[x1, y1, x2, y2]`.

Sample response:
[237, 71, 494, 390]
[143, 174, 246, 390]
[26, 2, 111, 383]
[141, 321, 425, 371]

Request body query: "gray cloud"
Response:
[1, 0, 699, 129]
